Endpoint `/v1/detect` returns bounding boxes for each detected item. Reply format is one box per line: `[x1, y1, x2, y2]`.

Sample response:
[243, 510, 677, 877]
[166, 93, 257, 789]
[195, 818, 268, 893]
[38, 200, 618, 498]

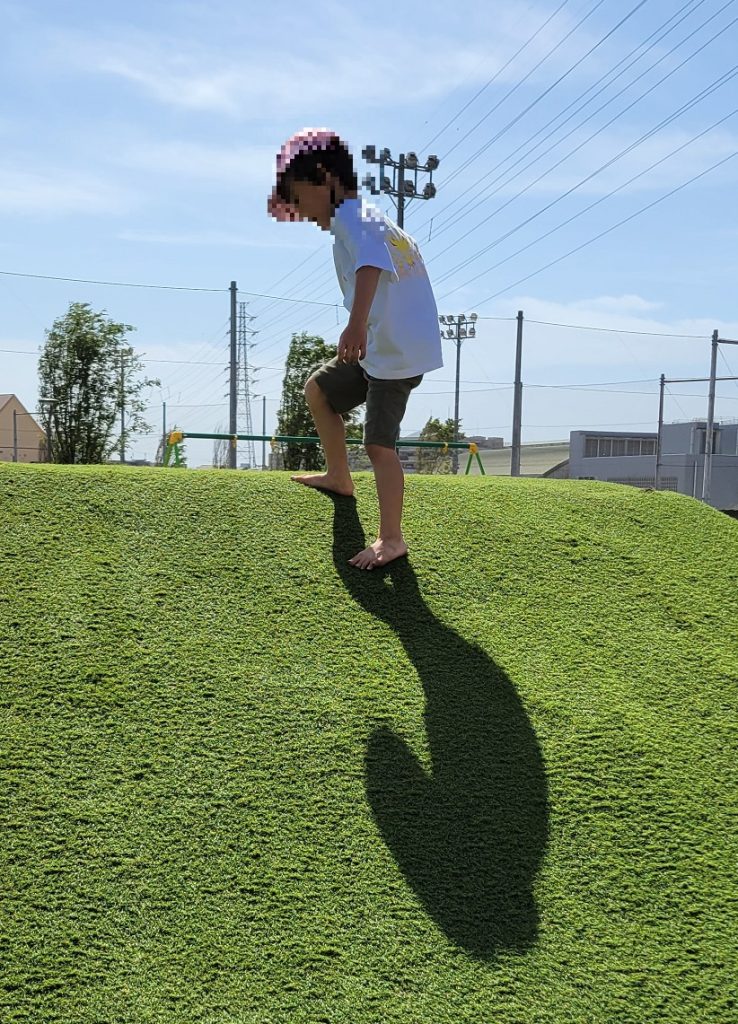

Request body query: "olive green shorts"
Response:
[308, 357, 423, 449]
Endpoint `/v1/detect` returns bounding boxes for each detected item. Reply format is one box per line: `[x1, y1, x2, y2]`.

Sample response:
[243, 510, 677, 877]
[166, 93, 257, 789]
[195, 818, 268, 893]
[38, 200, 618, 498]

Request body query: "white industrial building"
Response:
[544, 420, 738, 511]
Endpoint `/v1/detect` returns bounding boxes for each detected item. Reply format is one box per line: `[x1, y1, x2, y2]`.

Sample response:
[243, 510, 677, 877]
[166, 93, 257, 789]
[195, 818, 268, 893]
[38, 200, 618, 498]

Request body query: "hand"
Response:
[338, 323, 367, 364]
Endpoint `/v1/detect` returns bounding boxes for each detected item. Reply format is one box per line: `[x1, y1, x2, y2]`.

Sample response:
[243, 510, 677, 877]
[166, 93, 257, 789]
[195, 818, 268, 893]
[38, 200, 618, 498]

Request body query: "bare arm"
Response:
[338, 266, 382, 363]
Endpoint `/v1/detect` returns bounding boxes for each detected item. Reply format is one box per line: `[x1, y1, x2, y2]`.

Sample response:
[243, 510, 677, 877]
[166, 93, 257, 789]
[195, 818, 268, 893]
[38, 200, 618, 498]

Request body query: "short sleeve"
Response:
[341, 207, 399, 283]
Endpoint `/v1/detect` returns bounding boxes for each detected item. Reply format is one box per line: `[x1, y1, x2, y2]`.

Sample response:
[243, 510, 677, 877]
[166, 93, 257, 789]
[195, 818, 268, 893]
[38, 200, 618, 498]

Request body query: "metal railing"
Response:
[164, 431, 486, 475]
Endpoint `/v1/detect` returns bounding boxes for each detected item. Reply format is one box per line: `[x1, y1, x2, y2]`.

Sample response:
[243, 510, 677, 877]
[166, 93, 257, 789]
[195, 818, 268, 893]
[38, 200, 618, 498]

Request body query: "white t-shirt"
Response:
[330, 196, 444, 380]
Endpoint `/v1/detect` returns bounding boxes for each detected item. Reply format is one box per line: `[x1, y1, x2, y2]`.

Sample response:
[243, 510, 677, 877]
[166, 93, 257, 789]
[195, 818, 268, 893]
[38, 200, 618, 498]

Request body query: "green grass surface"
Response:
[1, 462, 736, 1024]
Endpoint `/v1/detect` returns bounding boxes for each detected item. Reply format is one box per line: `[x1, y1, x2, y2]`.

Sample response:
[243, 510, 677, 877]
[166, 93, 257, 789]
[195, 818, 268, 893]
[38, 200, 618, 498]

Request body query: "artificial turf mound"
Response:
[1, 462, 736, 1024]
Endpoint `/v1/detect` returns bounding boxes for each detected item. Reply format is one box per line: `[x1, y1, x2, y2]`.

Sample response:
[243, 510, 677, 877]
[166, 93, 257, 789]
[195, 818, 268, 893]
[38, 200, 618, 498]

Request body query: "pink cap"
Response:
[267, 127, 341, 222]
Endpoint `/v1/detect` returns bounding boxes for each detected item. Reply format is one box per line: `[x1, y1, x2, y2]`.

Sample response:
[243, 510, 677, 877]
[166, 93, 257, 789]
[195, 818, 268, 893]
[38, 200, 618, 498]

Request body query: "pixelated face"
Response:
[283, 171, 335, 231]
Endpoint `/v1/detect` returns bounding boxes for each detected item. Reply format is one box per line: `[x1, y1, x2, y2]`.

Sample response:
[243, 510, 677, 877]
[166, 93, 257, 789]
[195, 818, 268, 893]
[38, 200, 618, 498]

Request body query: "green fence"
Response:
[164, 432, 485, 475]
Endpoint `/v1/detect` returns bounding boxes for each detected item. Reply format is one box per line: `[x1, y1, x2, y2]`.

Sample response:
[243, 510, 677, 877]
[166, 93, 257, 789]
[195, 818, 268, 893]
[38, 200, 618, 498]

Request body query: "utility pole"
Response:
[229, 281, 238, 470]
[702, 329, 738, 504]
[162, 401, 167, 466]
[655, 367, 738, 499]
[397, 153, 406, 229]
[655, 374, 665, 491]
[12, 409, 17, 462]
[510, 311, 524, 478]
[361, 146, 439, 229]
[439, 313, 477, 473]
[701, 330, 719, 503]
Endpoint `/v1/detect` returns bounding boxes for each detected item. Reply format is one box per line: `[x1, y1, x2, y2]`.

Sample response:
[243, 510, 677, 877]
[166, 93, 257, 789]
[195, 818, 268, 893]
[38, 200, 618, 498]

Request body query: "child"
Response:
[268, 128, 443, 570]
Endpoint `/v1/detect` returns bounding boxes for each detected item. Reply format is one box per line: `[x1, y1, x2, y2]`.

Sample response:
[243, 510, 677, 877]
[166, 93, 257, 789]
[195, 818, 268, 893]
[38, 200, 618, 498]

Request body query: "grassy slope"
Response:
[1, 463, 736, 1024]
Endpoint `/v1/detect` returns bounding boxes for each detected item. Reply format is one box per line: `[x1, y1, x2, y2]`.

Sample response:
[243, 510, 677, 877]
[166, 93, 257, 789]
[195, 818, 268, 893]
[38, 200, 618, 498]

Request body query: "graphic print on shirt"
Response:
[385, 224, 425, 279]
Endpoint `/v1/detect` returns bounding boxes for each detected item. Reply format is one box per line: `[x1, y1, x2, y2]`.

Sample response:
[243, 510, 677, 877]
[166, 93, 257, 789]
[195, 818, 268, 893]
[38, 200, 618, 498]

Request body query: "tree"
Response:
[37, 302, 160, 464]
[276, 331, 361, 471]
[211, 421, 230, 469]
[416, 416, 465, 474]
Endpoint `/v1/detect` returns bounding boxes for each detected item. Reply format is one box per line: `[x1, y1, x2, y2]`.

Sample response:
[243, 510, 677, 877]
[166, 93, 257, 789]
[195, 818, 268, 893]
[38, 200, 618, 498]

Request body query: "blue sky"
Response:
[2, 0, 738, 466]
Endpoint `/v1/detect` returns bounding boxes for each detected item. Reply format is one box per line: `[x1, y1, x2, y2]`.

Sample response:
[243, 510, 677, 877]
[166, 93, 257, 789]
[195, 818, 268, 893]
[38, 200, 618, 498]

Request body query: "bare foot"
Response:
[349, 537, 409, 571]
[291, 472, 354, 497]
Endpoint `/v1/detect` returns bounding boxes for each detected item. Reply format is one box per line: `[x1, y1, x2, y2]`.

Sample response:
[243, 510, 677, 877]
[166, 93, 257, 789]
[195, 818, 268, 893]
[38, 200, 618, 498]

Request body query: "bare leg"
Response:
[292, 378, 354, 496]
[349, 444, 408, 570]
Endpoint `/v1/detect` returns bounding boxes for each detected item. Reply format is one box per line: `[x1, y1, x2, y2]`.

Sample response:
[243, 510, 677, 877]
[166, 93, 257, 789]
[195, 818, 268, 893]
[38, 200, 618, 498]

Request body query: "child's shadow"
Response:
[327, 494, 549, 961]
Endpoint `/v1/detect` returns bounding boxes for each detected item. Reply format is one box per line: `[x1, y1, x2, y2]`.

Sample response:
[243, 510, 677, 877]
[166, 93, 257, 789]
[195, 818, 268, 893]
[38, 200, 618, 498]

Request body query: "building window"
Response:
[697, 428, 720, 454]
[584, 435, 657, 458]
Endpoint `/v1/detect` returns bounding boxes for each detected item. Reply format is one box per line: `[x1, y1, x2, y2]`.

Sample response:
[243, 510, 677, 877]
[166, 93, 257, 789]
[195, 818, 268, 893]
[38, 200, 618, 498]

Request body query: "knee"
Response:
[304, 376, 321, 403]
[366, 443, 396, 463]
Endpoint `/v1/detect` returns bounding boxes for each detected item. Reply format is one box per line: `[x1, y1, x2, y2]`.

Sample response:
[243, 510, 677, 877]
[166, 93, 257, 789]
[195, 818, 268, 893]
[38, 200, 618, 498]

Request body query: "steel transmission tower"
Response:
[237, 302, 258, 468]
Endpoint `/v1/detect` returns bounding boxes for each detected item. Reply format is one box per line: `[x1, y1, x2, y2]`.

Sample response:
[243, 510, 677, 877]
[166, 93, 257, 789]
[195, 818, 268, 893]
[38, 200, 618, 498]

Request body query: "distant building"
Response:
[397, 433, 504, 473]
[0, 395, 46, 463]
[467, 435, 504, 450]
[560, 420, 738, 510]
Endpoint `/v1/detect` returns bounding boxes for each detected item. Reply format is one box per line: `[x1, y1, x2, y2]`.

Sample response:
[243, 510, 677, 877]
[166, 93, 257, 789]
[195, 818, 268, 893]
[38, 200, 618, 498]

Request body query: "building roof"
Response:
[468, 441, 570, 476]
[0, 394, 16, 412]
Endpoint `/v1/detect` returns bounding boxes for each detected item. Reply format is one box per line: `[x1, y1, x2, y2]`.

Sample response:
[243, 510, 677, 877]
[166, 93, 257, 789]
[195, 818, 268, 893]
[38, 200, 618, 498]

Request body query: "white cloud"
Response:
[118, 140, 274, 185]
[47, 2, 603, 118]
[118, 228, 314, 249]
[0, 166, 131, 215]
[572, 294, 663, 313]
[469, 293, 738, 373]
[515, 128, 738, 197]
[436, 127, 738, 221]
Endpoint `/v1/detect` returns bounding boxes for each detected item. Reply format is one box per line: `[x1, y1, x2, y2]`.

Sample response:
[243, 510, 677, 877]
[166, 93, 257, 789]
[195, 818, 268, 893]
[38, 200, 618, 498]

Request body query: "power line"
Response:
[0, 268, 341, 307]
[718, 346, 738, 391]
[418, 383, 738, 398]
[0, 270, 227, 292]
[0, 313, 719, 367]
[247, 246, 323, 312]
[436, 102, 738, 298]
[412, 0, 718, 240]
[439, 0, 647, 186]
[245, 255, 335, 319]
[433, 71, 738, 286]
[459, 149, 738, 308]
[519, 319, 709, 338]
[415, 0, 573, 154]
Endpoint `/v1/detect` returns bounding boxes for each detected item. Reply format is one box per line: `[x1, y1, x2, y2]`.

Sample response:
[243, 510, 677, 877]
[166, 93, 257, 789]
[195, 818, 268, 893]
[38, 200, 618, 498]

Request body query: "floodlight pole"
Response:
[361, 145, 439, 229]
[397, 153, 406, 228]
[453, 333, 462, 475]
[439, 313, 477, 474]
